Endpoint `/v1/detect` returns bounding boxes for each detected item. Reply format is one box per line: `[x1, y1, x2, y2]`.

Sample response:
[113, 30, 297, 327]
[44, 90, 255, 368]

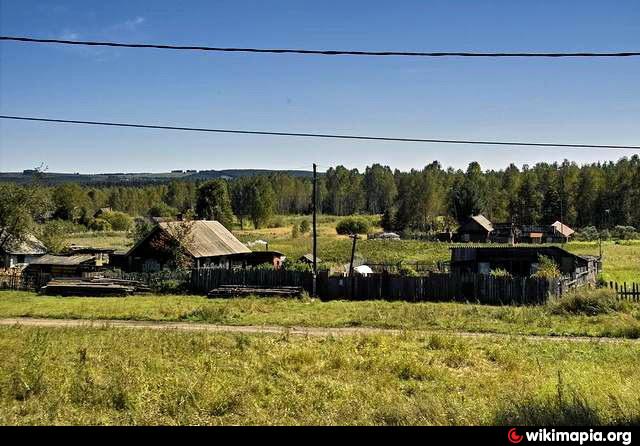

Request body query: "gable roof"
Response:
[551, 221, 575, 237]
[0, 231, 47, 255]
[460, 215, 493, 233]
[158, 220, 251, 258]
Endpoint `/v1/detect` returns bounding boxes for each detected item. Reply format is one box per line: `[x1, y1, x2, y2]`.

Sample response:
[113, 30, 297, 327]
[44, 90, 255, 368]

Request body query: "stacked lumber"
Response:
[207, 284, 303, 298]
[39, 277, 151, 297]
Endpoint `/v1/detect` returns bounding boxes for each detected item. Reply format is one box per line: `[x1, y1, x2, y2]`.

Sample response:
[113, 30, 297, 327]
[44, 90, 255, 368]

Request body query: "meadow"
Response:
[1, 325, 639, 425]
[2, 289, 639, 339]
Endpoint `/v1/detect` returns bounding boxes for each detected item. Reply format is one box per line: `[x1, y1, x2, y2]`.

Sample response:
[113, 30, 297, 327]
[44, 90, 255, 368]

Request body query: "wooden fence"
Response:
[603, 281, 640, 302]
[0, 269, 51, 291]
[190, 268, 557, 304]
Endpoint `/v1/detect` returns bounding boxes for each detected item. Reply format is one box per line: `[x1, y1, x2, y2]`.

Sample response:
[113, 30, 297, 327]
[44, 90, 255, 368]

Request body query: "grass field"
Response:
[2, 290, 640, 339]
[64, 216, 640, 282]
[1, 325, 639, 425]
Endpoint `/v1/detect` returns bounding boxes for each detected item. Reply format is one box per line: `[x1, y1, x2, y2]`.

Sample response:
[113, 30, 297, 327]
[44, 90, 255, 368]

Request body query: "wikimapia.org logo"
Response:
[507, 428, 632, 445]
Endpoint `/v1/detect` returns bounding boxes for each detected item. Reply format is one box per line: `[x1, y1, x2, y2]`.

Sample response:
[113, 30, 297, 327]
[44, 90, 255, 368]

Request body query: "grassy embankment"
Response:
[1, 325, 639, 425]
[2, 289, 639, 339]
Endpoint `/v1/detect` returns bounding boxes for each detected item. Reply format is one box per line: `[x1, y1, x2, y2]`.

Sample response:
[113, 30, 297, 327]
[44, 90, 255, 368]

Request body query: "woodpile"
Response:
[207, 284, 303, 298]
[39, 277, 151, 297]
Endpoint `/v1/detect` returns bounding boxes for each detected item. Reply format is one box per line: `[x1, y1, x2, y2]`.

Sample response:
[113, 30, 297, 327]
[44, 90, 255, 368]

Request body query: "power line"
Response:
[2, 36, 639, 58]
[2, 115, 639, 150]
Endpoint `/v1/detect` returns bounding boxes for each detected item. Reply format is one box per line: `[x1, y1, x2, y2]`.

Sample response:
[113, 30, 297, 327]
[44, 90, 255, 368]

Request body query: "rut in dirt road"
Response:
[0, 317, 637, 344]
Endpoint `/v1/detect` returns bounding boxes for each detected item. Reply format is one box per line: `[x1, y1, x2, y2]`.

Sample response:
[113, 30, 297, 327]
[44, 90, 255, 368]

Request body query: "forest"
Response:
[2, 156, 640, 243]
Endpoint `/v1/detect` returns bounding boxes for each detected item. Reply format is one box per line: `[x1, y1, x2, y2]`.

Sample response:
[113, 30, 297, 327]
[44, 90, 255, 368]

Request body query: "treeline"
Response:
[7, 156, 640, 232]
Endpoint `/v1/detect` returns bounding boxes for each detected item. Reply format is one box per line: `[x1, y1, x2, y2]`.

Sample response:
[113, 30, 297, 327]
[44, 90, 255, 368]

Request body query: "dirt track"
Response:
[0, 317, 637, 344]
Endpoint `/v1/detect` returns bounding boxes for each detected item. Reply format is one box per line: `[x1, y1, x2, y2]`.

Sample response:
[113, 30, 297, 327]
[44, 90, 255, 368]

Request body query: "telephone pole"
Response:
[312, 163, 318, 296]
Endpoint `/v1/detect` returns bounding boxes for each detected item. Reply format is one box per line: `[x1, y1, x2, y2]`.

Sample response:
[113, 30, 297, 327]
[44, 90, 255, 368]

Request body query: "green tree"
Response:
[246, 176, 276, 229]
[195, 180, 235, 228]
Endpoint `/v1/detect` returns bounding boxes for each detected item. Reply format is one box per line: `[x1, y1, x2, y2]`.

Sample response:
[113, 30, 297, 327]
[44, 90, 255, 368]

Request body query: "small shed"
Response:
[456, 215, 494, 242]
[550, 221, 575, 242]
[26, 254, 102, 277]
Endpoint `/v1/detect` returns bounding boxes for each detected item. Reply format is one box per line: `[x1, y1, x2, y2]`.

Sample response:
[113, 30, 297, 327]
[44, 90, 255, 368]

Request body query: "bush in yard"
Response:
[88, 218, 112, 232]
[129, 218, 154, 243]
[336, 217, 371, 235]
[268, 216, 286, 228]
[575, 226, 600, 242]
[548, 288, 628, 316]
[101, 211, 133, 231]
[490, 268, 512, 278]
[291, 224, 299, 239]
[398, 262, 419, 277]
[531, 255, 561, 279]
[299, 220, 310, 234]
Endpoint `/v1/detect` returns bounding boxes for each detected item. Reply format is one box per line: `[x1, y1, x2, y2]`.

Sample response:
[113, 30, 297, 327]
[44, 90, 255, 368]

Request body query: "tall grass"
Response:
[0, 326, 639, 425]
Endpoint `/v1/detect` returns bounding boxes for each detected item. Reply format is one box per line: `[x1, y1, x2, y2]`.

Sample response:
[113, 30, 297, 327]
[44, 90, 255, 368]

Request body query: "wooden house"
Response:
[455, 215, 493, 242]
[0, 232, 47, 268]
[125, 220, 252, 272]
[450, 246, 598, 280]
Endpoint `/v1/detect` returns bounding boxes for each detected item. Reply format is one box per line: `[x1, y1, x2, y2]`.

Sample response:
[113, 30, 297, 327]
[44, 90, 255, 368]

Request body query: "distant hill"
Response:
[0, 169, 314, 186]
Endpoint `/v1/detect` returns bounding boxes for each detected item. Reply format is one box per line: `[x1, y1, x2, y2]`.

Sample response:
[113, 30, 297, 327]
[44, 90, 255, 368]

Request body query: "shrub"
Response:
[267, 216, 286, 228]
[398, 262, 419, 277]
[575, 226, 600, 242]
[88, 218, 113, 232]
[299, 220, 310, 234]
[101, 211, 133, 231]
[291, 224, 300, 239]
[549, 288, 628, 316]
[336, 217, 371, 235]
[149, 203, 178, 218]
[490, 268, 512, 278]
[531, 255, 561, 279]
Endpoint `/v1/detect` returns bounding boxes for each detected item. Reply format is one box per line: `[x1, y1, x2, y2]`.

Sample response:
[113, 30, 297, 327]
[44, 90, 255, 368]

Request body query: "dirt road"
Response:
[0, 317, 637, 344]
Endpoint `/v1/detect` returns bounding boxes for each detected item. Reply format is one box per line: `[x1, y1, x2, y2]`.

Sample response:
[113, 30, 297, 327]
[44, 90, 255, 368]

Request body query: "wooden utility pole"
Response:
[348, 234, 358, 299]
[348, 234, 358, 277]
[312, 163, 317, 296]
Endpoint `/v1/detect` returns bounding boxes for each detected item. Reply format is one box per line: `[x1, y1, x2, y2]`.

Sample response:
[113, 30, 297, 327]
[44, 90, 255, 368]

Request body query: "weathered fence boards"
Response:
[190, 269, 556, 304]
[604, 281, 640, 302]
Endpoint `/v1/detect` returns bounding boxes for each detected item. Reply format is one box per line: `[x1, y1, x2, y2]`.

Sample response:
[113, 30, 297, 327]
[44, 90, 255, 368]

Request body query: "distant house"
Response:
[125, 220, 252, 272]
[93, 207, 112, 218]
[550, 221, 575, 242]
[450, 246, 599, 280]
[456, 215, 493, 242]
[299, 254, 321, 265]
[0, 232, 47, 268]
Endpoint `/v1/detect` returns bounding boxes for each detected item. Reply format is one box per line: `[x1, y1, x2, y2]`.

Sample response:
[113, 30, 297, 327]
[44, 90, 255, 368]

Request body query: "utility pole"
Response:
[348, 234, 358, 277]
[312, 163, 317, 296]
[348, 234, 358, 299]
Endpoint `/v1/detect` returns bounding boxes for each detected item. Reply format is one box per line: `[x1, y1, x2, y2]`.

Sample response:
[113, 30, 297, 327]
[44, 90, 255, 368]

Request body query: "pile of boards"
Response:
[207, 284, 303, 298]
[40, 277, 151, 297]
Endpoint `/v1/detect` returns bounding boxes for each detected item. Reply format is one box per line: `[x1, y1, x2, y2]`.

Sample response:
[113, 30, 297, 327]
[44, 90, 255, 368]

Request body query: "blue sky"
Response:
[0, 0, 638, 173]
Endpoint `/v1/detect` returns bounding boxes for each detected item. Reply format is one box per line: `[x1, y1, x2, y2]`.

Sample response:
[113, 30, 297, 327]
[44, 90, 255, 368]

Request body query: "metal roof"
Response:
[31, 254, 96, 266]
[470, 215, 494, 232]
[158, 220, 251, 258]
[551, 221, 575, 237]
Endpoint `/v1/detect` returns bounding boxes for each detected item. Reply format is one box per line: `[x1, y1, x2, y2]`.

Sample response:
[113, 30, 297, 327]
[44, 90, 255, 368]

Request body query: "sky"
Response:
[0, 0, 639, 173]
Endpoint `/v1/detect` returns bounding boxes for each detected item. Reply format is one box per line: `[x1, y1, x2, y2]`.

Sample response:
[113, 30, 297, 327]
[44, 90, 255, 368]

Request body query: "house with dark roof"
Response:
[449, 245, 599, 281]
[25, 254, 103, 277]
[455, 215, 494, 242]
[125, 220, 253, 272]
[0, 232, 47, 268]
